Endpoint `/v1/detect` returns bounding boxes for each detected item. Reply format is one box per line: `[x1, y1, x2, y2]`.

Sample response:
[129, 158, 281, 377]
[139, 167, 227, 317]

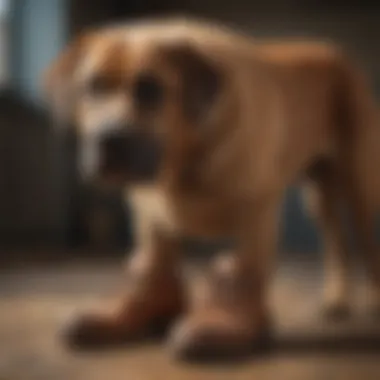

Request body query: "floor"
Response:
[0, 253, 380, 380]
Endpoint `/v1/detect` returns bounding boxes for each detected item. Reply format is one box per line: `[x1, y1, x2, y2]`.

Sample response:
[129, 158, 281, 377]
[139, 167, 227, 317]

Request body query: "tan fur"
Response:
[44, 16, 380, 333]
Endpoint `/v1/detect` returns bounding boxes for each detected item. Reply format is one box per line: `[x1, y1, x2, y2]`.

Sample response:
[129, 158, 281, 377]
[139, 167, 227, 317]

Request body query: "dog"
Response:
[43, 16, 380, 360]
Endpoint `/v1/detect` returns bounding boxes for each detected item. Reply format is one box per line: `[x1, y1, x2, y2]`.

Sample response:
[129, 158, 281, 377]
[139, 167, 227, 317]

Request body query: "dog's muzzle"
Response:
[79, 127, 163, 183]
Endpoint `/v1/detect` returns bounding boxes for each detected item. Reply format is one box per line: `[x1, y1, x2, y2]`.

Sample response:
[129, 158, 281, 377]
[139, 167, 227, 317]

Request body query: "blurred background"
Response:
[1, 1, 380, 379]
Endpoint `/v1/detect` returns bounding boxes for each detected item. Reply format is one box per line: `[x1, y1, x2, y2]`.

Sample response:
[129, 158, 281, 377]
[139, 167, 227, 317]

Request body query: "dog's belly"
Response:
[126, 185, 236, 240]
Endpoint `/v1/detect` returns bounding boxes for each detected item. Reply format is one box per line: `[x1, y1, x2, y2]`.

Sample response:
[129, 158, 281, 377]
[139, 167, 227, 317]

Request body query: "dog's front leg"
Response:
[63, 225, 185, 349]
[168, 194, 281, 361]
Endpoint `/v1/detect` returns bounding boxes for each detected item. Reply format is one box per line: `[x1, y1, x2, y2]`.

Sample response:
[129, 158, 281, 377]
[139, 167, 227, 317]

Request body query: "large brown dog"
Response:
[44, 17, 380, 360]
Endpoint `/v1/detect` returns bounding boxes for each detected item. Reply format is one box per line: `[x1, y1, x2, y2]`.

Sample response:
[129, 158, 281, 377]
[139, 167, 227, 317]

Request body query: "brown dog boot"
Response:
[168, 253, 273, 361]
[63, 253, 185, 349]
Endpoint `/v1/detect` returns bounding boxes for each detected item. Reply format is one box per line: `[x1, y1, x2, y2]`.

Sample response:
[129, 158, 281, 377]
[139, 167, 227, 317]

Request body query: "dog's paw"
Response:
[60, 314, 113, 350]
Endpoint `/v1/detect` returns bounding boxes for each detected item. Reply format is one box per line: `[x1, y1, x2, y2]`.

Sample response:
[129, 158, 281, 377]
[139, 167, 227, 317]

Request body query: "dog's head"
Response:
[43, 22, 225, 185]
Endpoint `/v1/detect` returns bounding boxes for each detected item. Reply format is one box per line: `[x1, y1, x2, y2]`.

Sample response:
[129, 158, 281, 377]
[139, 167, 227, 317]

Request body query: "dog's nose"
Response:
[97, 125, 131, 175]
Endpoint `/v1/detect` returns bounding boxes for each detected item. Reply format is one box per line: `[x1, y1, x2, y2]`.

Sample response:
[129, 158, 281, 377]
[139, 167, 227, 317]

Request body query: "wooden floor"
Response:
[1, 254, 380, 380]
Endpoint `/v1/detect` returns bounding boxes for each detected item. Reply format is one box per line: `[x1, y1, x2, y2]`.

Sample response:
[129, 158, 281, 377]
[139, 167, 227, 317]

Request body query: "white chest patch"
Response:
[125, 185, 177, 241]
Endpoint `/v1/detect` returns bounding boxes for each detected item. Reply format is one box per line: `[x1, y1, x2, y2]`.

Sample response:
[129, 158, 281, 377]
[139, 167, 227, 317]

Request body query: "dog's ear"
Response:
[163, 42, 223, 125]
[43, 32, 93, 123]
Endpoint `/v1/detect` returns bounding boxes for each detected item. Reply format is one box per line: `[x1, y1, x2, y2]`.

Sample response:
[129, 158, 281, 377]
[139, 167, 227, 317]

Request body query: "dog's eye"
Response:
[133, 74, 164, 109]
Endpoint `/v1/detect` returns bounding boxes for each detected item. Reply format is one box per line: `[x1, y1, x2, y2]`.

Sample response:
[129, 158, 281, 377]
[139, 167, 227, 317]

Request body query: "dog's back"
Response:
[252, 39, 380, 203]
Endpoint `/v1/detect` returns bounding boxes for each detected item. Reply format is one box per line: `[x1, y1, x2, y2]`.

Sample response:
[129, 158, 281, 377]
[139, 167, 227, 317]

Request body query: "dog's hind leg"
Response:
[344, 174, 380, 316]
[335, 63, 380, 316]
[302, 159, 352, 320]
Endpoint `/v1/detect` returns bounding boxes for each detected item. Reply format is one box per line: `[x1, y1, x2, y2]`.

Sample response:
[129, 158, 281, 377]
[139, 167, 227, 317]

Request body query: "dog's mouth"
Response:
[97, 131, 163, 184]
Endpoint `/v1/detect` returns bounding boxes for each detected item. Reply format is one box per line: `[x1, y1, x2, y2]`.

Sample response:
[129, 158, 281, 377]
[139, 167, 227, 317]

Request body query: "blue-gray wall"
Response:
[9, 0, 68, 102]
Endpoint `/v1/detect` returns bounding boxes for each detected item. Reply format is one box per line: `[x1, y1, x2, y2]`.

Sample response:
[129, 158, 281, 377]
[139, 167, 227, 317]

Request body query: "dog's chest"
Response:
[126, 185, 177, 235]
[126, 184, 236, 239]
